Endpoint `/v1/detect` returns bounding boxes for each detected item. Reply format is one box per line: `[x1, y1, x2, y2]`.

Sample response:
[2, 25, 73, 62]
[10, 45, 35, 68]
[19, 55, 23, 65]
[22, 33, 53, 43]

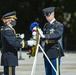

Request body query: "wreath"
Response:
[27, 22, 39, 58]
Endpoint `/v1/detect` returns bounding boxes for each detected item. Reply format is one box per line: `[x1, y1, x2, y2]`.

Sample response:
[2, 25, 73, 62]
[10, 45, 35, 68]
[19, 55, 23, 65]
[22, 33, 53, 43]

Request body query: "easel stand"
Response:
[31, 35, 59, 75]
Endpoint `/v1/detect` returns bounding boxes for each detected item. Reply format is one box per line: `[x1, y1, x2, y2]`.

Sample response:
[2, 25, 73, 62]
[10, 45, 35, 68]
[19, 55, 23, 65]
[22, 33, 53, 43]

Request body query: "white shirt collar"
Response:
[50, 18, 56, 24]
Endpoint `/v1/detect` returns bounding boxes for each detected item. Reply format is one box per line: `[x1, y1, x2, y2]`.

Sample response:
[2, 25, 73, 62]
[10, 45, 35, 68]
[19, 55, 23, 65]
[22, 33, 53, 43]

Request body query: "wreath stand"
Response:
[31, 35, 59, 75]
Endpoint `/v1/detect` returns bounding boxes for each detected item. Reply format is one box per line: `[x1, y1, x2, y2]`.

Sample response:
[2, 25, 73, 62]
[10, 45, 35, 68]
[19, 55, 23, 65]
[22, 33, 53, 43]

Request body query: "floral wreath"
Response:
[27, 22, 39, 58]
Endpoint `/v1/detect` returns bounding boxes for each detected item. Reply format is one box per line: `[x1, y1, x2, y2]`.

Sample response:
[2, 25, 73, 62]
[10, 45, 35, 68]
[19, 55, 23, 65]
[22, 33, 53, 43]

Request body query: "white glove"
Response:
[20, 34, 25, 39]
[27, 40, 36, 46]
[38, 28, 45, 38]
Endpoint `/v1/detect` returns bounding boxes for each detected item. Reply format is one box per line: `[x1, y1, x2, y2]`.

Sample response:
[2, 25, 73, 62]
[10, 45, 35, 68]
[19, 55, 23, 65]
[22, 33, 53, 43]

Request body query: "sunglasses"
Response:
[44, 12, 52, 16]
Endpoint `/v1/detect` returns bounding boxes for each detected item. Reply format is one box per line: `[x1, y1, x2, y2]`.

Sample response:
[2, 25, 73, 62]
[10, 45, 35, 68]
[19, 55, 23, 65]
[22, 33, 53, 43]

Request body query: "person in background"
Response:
[0, 11, 36, 75]
[38, 7, 64, 75]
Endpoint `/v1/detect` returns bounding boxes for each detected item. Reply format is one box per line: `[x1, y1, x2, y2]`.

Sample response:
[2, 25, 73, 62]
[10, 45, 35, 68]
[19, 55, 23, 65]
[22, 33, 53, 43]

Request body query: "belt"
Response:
[45, 40, 56, 44]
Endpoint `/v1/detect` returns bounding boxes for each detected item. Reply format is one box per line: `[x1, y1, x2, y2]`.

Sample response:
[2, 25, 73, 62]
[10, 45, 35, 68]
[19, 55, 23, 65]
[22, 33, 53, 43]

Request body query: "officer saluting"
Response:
[1, 11, 36, 75]
[38, 7, 64, 75]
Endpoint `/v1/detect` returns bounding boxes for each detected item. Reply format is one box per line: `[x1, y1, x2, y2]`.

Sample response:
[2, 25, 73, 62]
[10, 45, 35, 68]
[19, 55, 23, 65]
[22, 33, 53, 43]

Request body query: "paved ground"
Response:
[0, 51, 76, 75]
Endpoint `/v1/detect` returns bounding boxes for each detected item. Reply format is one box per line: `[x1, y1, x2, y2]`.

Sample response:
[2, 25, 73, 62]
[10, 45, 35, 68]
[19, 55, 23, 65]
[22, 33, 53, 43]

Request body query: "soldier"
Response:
[0, 11, 36, 75]
[38, 7, 64, 75]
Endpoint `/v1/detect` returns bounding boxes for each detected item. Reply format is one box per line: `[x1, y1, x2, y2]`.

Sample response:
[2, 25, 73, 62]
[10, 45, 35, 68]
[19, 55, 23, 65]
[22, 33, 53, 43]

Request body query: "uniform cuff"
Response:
[21, 40, 25, 48]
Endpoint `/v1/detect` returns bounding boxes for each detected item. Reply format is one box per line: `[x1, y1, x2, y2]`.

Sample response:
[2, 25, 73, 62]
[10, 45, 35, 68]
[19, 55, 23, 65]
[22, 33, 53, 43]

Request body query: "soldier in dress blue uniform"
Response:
[38, 7, 64, 75]
[0, 11, 36, 75]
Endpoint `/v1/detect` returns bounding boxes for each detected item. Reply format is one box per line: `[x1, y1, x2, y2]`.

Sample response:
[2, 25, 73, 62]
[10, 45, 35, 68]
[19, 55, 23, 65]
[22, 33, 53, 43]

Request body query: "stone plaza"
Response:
[0, 51, 76, 75]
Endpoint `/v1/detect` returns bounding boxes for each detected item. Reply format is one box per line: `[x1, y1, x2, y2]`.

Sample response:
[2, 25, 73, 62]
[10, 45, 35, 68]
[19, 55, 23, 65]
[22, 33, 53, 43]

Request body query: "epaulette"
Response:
[45, 22, 49, 25]
[56, 21, 60, 24]
[56, 21, 63, 27]
[5, 28, 11, 30]
[0, 26, 4, 31]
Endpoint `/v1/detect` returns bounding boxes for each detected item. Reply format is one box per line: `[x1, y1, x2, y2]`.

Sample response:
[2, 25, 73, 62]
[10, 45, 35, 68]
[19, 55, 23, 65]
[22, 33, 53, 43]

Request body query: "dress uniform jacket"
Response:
[43, 20, 64, 59]
[1, 24, 28, 66]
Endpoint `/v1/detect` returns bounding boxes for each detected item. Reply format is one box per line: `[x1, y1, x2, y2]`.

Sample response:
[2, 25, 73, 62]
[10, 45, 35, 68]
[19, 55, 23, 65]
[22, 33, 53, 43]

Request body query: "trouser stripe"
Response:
[56, 58, 59, 75]
[8, 66, 12, 75]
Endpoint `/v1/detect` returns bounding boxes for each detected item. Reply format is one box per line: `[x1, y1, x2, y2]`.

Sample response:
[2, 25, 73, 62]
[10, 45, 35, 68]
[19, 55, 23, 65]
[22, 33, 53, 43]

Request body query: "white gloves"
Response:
[20, 34, 25, 39]
[38, 28, 45, 38]
[27, 40, 36, 46]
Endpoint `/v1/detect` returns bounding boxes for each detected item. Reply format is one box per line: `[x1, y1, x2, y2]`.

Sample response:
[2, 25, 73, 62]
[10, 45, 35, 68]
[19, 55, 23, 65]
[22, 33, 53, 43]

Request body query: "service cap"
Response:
[42, 7, 55, 13]
[42, 7, 55, 16]
[1, 11, 17, 21]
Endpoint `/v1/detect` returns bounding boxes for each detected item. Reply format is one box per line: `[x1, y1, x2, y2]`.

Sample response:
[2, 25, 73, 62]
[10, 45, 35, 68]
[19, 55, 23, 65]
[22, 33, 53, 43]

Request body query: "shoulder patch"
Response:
[59, 24, 63, 26]
[5, 28, 11, 30]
